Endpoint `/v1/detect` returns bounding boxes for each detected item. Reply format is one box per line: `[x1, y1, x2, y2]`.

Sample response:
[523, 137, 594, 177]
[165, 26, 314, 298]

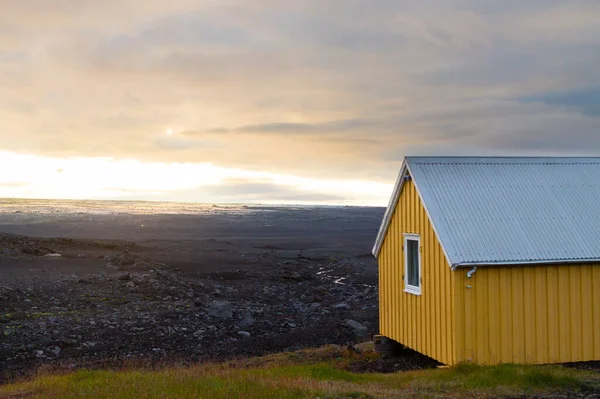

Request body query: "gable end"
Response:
[373, 159, 453, 269]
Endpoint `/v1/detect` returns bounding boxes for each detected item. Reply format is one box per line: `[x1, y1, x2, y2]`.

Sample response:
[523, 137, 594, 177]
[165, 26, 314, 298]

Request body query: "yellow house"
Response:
[373, 157, 600, 365]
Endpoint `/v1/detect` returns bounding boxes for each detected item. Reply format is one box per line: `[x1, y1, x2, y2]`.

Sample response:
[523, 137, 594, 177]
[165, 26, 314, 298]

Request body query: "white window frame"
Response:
[403, 233, 422, 295]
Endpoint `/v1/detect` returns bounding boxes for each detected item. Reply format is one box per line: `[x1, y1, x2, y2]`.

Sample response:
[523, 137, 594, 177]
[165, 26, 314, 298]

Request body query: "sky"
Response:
[1, 0, 600, 205]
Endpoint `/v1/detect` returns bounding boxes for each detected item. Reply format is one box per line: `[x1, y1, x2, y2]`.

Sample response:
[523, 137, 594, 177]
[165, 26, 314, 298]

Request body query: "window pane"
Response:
[407, 239, 419, 287]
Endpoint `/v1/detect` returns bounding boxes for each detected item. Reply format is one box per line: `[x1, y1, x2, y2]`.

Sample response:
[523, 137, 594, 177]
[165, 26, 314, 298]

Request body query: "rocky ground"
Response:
[0, 229, 390, 382]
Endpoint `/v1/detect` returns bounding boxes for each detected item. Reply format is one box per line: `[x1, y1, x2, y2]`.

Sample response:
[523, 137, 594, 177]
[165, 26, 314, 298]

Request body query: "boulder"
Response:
[333, 303, 350, 310]
[43, 253, 62, 258]
[208, 300, 233, 319]
[280, 268, 312, 281]
[237, 313, 255, 329]
[345, 319, 369, 337]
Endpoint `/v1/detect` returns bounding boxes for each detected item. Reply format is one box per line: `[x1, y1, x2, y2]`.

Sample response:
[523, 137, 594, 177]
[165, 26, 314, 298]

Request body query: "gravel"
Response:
[0, 234, 382, 383]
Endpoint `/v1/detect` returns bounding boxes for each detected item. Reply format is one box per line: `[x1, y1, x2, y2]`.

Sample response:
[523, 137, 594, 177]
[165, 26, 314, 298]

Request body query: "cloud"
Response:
[184, 178, 346, 203]
[185, 118, 377, 135]
[0, 150, 390, 204]
[390, 99, 600, 156]
[102, 181, 345, 204]
[154, 136, 223, 150]
[523, 87, 600, 117]
[1, 0, 600, 202]
[103, 177, 368, 204]
[0, 181, 28, 187]
[3, 101, 37, 114]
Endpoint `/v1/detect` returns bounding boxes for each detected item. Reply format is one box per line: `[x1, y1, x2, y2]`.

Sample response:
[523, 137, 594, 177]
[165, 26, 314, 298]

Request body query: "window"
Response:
[404, 234, 421, 295]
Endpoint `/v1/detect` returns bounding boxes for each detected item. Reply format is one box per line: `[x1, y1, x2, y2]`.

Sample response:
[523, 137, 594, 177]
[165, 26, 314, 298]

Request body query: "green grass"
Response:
[446, 362, 583, 389]
[1, 346, 598, 399]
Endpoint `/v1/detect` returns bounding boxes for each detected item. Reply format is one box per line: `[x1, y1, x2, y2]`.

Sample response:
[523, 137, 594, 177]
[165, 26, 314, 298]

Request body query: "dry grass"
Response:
[1, 346, 598, 399]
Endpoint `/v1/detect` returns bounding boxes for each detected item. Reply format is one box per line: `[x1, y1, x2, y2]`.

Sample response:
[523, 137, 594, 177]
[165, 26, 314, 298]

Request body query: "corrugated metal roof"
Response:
[374, 157, 600, 267]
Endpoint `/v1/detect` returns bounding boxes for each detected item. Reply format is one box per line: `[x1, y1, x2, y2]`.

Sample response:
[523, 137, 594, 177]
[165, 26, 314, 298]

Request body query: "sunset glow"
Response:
[0, 151, 391, 205]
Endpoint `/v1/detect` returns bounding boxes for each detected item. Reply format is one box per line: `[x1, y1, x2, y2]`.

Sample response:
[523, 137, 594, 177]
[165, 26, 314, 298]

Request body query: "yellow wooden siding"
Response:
[378, 178, 455, 365]
[378, 176, 600, 365]
[454, 264, 600, 364]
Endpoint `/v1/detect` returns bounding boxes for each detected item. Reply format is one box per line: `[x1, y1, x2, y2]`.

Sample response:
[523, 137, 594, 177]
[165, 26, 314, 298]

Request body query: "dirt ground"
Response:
[1, 203, 418, 382]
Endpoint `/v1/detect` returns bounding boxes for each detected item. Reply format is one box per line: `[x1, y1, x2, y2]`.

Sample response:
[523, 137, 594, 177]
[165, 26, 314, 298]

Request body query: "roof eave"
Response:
[453, 258, 600, 268]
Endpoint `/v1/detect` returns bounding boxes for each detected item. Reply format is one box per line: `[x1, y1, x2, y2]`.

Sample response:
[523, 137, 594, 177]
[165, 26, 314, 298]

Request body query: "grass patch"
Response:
[1, 347, 598, 399]
[251, 364, 383, 383]
[413, 362, 589, 397]
[0, 370, 313, 399]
